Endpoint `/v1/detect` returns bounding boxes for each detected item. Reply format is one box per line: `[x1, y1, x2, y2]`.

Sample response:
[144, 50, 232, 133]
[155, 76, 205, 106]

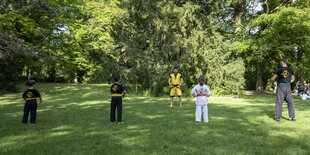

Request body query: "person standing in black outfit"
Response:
[22, 80, 42, 123]
[110, 75, 126, 123]
[271, 57, 296, 122]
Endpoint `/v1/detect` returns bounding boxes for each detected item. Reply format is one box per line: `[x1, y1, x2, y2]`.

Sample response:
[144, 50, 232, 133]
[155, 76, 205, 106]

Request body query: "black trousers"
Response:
[110, 97, 122, 122]
[22, 101, 37, 123]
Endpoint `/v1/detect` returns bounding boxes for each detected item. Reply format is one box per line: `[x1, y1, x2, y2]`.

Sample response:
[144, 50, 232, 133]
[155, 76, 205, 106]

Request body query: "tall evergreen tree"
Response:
[113, 0, 245, 95]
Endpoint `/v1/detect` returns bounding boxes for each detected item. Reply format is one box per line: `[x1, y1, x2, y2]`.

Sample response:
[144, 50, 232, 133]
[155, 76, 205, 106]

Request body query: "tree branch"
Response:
[270, 0, 292, 13]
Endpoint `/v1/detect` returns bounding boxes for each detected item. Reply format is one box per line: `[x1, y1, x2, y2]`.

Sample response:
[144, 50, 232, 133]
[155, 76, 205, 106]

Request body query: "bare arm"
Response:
[122, 90, 127, 97]
[291, 75, 295, 83]
[271, 74, 278, 82]
[179, 78, 183, 86]
[39, 96, 42, 104]
[168, 78, 171, 86]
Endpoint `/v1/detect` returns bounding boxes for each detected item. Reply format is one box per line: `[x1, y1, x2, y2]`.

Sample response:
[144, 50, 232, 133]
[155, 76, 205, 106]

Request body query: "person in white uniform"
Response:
[191, 76, 211, 123]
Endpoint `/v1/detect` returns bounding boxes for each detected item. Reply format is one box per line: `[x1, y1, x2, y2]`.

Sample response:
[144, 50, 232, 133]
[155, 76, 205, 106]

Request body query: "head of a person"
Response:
[25, 80, 36, 87]
[173, 67, 178, 74]
[280, 57, 288, 66]
[114, 75, 120, 82]
[198, 75, 205, 86]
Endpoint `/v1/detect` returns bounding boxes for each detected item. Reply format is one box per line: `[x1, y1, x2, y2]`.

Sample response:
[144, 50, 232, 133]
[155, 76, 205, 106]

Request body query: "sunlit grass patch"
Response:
[1, 83, 310, 154]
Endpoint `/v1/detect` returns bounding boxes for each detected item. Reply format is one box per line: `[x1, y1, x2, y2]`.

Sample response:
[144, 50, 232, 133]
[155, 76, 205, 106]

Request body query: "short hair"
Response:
[173, 66, 178, 70]
[280, 57, 288, 64]
[114, 75, 120, 82]
[198, 75, 205, 82]
[25, 80, 36, 87]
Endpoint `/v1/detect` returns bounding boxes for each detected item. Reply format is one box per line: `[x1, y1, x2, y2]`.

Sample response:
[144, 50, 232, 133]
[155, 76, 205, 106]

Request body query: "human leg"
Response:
[22, 102, 30, 123]
[276, 85, 285, 119]
[110, 98, 117, 122]
[176, 88, 182, 106]
[195, 105, 202, 122]
[117, 98, 123, 122]
[285, 85, 295, 118]
[30, 102, 37, 123]
[202, 104, 209, 123]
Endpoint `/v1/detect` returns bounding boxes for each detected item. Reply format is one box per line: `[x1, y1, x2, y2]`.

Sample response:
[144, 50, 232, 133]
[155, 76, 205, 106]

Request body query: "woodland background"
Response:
[1, 0, 309, 96]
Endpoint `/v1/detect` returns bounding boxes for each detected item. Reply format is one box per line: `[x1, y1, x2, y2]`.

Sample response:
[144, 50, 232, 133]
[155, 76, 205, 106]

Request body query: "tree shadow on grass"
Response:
[1, 84, 310, 154]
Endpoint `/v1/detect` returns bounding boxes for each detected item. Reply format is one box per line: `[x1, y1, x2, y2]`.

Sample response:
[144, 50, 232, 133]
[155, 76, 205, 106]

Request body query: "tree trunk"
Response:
[256, 69, 264, 92]
[37, 66, 42, 82]
[49, 66, 56, 82]
[26, 68, 30, 80]
[233, 0, 246, 32]
[74, 71, 78, 83]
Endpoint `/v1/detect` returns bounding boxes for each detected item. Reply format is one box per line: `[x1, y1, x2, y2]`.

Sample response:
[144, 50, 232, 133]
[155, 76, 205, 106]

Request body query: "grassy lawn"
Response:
[1, 83, 310, 154]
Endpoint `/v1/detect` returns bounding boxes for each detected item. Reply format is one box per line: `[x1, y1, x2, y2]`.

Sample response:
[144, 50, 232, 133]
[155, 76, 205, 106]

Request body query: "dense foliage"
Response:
[0, 0, 309, 95]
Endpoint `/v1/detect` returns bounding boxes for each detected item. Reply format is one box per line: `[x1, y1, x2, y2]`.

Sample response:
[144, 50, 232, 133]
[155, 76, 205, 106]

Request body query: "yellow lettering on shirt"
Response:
[26, 92, 33, 98]
[281, 70, 289, 78]
[112, 85, 118, 91]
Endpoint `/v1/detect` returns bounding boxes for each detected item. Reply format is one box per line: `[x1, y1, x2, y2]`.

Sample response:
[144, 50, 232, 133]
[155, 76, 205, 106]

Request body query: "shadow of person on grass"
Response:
[1, 84, 310, 154]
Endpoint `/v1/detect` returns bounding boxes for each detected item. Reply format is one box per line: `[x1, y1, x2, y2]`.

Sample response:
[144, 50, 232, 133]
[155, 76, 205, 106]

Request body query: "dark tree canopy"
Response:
[0, 0, 309, 95]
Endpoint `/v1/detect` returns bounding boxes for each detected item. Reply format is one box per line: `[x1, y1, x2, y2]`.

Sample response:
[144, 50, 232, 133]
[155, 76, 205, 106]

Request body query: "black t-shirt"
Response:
[110, 83, 124, 94]
[23, 89, 41, 101]
[275, 67, 294, 83]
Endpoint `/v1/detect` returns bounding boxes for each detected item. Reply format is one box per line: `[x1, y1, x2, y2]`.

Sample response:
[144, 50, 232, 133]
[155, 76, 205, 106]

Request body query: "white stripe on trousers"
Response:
[196, 105, 208, 122]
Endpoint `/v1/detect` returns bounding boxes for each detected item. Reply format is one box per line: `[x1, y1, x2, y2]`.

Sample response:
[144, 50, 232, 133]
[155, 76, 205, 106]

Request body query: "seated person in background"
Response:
[303, 81, 307, 94]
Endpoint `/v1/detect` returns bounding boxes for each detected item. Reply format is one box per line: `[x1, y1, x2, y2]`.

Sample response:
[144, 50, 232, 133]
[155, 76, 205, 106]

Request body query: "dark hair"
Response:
[25, 80, 36, 87]
[280, 57, 288, 64]
[114, 75, 120, 82]
[198, 75, 205, 82]
[174, 66, 178, 70]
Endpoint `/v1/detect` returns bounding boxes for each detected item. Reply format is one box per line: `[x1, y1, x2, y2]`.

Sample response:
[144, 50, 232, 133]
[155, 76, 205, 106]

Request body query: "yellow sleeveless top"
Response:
[170, 73, 182, 85]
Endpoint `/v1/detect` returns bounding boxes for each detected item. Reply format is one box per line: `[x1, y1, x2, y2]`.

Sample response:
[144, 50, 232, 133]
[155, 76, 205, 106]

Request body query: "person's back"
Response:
[110, 75, 126, 123]
[275, 66, 294, 84]
[192, 84, 210, 106]
[271, 57, 295, 122]
[110, 83, 124, 97]
[22, 80, 42, 123]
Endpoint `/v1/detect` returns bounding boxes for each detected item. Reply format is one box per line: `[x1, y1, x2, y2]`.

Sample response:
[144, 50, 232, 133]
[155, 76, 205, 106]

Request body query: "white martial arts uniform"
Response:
[191, 84, 211, 122]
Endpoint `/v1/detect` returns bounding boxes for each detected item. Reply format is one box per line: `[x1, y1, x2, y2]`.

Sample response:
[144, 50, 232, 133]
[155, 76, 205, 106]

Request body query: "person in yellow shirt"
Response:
[168, 67, 183, 107]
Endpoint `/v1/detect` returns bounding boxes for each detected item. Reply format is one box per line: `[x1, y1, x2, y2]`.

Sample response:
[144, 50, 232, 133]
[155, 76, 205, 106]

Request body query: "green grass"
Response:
[1, 83, 310, 154]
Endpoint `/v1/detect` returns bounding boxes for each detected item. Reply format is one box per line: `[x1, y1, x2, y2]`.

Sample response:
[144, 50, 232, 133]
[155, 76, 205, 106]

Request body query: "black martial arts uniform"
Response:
[22, 89, 41, 123]
[110, 83, 124, 122]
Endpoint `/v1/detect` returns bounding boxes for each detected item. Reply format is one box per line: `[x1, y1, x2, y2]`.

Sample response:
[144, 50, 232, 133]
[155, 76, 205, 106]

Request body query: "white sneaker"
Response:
[170, 105, 173, 107]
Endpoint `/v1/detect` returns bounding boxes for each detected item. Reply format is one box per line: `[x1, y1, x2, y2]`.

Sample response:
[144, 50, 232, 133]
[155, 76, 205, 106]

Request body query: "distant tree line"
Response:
[0, 0, 309, 95]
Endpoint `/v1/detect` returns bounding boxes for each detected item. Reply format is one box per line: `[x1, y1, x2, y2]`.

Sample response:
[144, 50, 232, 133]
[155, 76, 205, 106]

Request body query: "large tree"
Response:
[112, 0, 245, 96]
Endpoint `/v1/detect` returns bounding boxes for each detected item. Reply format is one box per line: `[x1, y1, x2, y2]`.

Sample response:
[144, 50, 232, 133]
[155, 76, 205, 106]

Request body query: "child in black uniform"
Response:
[110, 75, 126, 122]
[22, 80, 42, 123]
